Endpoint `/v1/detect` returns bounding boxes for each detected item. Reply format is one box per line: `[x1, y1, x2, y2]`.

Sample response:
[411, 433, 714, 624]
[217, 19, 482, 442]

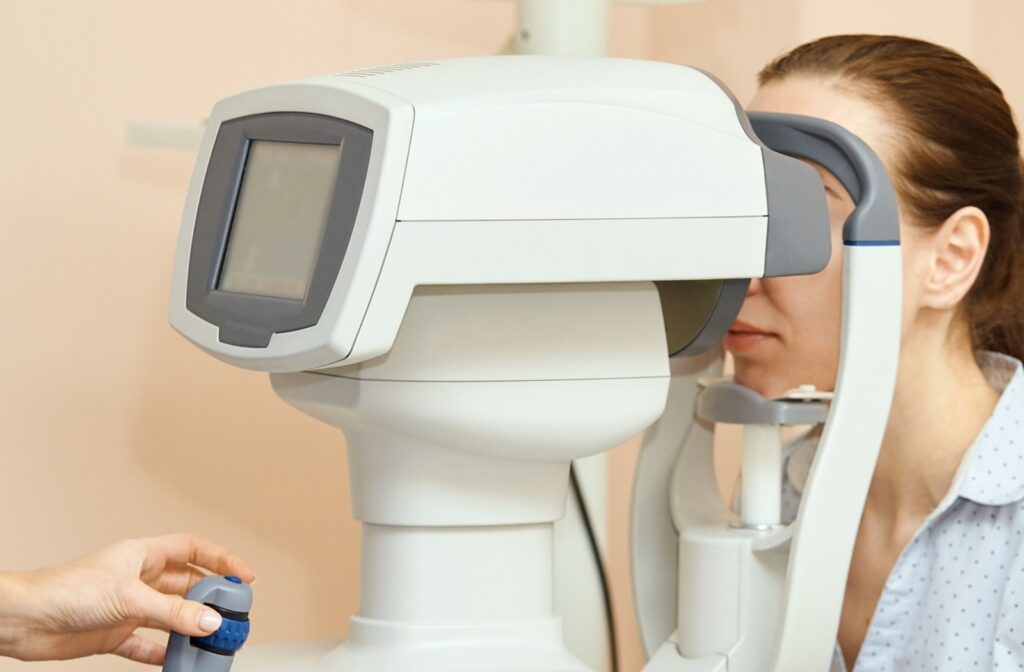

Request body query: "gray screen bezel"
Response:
[186, 112, 374, 348]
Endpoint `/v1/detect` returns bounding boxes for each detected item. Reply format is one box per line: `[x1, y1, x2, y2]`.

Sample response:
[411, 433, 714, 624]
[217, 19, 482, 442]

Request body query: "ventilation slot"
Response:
[334, 62, 439, 78]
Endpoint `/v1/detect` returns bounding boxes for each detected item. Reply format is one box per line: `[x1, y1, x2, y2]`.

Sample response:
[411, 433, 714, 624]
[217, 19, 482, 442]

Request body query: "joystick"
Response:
[162, 575, 252, 672]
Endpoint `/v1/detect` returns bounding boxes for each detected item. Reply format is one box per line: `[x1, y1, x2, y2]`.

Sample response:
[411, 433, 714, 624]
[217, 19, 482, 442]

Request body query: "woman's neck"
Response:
[867, 330, 999, 524]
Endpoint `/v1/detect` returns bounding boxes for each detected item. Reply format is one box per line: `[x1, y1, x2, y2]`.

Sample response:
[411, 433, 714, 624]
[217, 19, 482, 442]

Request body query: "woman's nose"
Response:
[747, 277, 764, 296]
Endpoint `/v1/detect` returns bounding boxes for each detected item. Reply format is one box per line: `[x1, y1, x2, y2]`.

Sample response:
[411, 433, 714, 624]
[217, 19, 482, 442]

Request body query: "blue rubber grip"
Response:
[192, 617, 250, 654]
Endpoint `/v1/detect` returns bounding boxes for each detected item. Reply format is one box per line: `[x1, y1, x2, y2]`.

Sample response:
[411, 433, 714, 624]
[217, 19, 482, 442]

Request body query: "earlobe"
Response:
[922, 206, 991, 310]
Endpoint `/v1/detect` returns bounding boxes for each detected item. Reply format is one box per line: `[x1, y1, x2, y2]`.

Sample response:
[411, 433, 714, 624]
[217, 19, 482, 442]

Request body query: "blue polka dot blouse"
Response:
[781, 352, 1024, 672]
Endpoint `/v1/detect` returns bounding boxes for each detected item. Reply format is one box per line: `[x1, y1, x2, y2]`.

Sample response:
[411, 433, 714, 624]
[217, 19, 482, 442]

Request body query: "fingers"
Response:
[112, 633, 167, 665]
[123, 582, 223, 638]
[145, 564, 208, 597]
[143, 534, 255, 583]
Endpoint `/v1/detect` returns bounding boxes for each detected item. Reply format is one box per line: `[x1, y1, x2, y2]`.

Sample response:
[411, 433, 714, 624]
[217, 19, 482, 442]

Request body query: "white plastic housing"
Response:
[169, 56, 770, 373]
[247, 282, 670, 672]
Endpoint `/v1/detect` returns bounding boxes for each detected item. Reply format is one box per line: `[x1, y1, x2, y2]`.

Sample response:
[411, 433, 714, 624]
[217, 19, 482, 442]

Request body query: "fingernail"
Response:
[200, 610, 222, 633]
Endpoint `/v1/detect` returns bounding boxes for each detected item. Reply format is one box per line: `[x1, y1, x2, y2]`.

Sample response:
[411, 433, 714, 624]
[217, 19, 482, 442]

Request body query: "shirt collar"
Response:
[953, 351, 1024, 506]
[785, 352, 1024, 507]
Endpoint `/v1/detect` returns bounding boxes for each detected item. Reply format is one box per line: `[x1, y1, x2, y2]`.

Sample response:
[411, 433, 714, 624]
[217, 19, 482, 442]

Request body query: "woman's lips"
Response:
[723, 321, 777, 353]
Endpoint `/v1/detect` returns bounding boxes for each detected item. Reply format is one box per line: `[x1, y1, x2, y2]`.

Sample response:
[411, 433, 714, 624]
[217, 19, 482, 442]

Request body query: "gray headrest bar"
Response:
[696, 381, 829, 426]
[749, 112, 900, 245]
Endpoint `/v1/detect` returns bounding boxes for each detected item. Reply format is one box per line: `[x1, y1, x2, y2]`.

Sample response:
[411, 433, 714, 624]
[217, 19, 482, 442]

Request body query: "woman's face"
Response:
[730, 76, 915, 398]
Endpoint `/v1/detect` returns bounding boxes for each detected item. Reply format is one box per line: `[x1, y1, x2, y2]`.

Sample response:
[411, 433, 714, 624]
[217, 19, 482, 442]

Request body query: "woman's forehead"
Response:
[747, 75, 898, 197]
[747, 76, 894, 155]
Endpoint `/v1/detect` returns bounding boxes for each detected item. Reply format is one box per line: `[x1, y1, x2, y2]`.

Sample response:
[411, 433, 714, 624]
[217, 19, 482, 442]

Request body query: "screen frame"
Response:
[186, 112, 374, 348]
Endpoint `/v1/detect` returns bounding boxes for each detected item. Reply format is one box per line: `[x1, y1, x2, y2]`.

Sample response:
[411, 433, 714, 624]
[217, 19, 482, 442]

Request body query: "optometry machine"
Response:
[167, 56, 901, 672]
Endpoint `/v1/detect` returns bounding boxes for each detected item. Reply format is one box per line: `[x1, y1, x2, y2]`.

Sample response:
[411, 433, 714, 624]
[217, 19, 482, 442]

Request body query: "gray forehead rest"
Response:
[665, 112, 900, 358]
[696, 381, 829, 426]
[749, 112, 901, 246]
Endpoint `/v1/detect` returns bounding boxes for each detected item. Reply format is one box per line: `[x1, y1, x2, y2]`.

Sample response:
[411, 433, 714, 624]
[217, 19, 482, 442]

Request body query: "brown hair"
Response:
[759, 35, 1024, 361]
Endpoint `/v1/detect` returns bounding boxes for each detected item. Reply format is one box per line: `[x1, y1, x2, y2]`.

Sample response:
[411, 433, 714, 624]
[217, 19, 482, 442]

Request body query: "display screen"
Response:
[217, 140, 343, 300]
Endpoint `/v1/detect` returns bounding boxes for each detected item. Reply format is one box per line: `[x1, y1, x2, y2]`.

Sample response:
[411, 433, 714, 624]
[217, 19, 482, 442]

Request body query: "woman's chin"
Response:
[731, 365, 793, 400]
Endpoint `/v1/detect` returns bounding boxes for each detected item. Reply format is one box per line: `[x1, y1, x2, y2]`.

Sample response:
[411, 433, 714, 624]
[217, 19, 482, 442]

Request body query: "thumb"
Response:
[126, 582, 223, 636]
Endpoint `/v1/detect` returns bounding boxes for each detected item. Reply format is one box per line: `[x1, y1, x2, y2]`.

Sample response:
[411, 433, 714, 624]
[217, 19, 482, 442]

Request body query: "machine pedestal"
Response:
[228, 521, 598, 671]
[256, 284, 670, 671]
[231, 521, 586, 670]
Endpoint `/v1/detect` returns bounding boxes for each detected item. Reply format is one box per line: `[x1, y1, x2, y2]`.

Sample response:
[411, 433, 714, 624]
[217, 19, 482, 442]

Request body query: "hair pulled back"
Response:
[760, 35, 1024, 360]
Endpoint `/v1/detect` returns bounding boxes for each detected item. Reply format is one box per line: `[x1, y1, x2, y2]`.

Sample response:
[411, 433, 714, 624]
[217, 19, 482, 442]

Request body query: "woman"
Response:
[0, 534, 255, 666]
[730, 35, 1024, 670]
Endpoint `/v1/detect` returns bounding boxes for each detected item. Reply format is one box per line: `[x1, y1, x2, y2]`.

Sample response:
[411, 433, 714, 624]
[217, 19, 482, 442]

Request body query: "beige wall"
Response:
[2, 2, 1023, 672]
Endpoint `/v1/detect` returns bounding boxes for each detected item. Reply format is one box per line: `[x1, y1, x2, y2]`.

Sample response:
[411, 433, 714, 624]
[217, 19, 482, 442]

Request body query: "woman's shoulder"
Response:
[952, 352, 1024, 507]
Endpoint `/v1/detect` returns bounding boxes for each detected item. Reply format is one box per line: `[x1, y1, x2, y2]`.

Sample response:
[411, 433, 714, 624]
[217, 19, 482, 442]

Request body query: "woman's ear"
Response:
[920, 206, 990, 311]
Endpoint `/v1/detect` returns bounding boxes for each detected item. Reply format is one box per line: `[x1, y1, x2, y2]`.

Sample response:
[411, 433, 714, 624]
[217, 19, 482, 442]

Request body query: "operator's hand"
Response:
[0, 533, 255, 665]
